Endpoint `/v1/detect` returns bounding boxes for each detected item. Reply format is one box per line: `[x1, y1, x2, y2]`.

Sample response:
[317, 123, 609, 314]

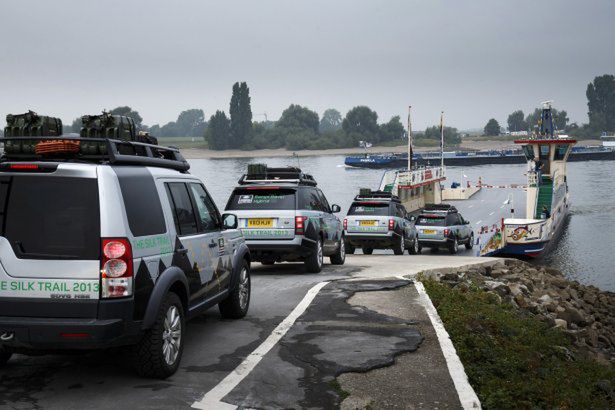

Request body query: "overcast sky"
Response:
[1, 0, 614, 130]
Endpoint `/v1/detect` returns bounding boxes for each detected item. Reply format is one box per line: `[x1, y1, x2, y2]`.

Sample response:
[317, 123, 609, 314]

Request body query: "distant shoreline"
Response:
[180, 139, 604, 160]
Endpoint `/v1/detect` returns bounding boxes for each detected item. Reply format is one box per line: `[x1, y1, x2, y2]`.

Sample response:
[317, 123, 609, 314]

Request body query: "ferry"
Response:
[480, 103, 575, 258]
[344, 141, 614, 169]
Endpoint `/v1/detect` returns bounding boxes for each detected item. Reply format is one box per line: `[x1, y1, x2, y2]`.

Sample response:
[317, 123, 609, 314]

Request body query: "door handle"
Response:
[209, 241, 218, 248]
[176, 248, 188, 255]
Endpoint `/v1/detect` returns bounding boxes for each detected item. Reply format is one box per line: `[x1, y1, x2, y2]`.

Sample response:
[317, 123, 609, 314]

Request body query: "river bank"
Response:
[178, 139, 604, 159]
[422, 258, 615, 364]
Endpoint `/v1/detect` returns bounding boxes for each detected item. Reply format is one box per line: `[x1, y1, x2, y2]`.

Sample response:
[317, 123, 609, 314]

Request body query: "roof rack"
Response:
[0, 136, 190, 172]
[238, 164, 317, 186]
[354, 189, 400, 202]
[423, 203, 458, 213]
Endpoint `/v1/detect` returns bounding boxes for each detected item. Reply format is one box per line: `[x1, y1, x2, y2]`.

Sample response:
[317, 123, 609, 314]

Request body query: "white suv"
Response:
[0, 136, 251, 378]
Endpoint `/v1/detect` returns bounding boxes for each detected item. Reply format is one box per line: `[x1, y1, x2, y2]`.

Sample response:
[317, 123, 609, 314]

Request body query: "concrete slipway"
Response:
[0, 254, 503, 409]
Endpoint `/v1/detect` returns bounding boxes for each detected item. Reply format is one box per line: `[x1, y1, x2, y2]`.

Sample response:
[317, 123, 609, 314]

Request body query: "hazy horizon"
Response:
[1, 0, 614, 130]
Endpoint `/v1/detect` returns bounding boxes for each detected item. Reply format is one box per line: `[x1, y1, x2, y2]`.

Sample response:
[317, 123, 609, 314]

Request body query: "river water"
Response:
[188, 155, 615, 291]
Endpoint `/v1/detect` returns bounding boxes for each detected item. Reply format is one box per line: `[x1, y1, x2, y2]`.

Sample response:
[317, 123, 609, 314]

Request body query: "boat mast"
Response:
[407, 105, 413, 171]
[440, 111, 445, 169]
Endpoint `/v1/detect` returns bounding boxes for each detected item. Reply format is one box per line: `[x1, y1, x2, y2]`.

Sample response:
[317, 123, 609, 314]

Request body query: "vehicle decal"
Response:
[241, 229, 292, 237]
[0, 278, 99, 299]
[132, 235, 173, 254]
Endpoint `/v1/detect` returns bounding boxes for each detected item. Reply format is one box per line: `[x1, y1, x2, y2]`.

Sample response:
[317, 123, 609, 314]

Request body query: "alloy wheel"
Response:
[162, 305, 182, 366]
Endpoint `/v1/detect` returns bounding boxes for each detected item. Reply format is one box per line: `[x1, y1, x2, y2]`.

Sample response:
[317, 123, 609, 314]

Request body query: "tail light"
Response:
[343, 218, 348, 230]
[295, 216, 308, 235]
[101, 238, 133, 298]
[388, 219, 395, 231]
[443, 228, 451, 237]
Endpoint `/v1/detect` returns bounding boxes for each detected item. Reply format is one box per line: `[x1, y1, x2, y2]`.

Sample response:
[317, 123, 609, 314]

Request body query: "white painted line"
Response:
[489, 212, 495, 216]
[192, 281, 330, 409]
[500, 205, 505, 209]
[475, 220, 482, 225]
[468, 205, 474, 208]
[415, 281, 481, 409]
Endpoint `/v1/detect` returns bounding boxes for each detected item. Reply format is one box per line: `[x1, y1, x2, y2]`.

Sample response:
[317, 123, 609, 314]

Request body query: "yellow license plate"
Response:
[248, 219, 274, 228]
[360, 220, 377, 226]
[423, 229, 436, 234]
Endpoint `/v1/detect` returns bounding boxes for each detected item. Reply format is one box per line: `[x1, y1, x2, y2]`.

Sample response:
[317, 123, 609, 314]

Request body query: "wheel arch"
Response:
[142, 266, 189, 330]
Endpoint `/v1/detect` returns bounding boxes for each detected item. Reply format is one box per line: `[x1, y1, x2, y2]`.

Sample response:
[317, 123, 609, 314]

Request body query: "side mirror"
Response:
[222, 213, 238, 230]
[407, 213, 416, 222]
[464, 220, 470, 225]
[331, 204, 341, 213]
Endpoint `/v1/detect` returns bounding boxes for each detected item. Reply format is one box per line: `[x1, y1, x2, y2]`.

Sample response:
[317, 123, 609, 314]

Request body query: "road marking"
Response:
[475, 220, 482, 225]
[468, 205, 474, 208]
[489, 212, 495, 216]
[500, 205, 505, 209]
[415, 281, 481, 409]
[192, 281, 330, 409]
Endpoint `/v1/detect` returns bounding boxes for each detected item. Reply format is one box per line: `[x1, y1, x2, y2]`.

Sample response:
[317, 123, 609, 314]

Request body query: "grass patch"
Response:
[422, 279, 615, 409]
[329, 379, 350, 401]
[158, 137, 207, 149]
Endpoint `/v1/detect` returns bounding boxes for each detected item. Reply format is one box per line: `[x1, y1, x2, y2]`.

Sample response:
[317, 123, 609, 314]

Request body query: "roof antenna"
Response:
[292, 152, 301, 168]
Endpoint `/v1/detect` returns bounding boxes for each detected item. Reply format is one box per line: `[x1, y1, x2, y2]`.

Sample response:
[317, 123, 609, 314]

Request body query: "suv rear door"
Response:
[226, 187, 296, 240]
[0, 167, 101, 318]
[346, 201, 390, 234]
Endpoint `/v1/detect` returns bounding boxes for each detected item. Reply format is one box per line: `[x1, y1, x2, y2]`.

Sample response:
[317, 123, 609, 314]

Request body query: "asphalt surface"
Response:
[0, 251, 502, 410]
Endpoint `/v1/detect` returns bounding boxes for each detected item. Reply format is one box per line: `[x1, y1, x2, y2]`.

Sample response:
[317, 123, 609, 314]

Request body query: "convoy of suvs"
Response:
[0, 111, 476, 378]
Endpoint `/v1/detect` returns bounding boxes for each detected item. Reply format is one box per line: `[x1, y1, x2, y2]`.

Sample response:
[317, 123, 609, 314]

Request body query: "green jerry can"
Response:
[3, 111, 63, 155]
[79, 112, 136, 155]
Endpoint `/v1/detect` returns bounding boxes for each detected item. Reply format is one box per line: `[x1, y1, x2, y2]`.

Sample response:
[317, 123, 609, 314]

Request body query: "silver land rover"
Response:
[225, 165, 345, 273]
[0, 134, 250, 379]
[344, 190, 420, 255]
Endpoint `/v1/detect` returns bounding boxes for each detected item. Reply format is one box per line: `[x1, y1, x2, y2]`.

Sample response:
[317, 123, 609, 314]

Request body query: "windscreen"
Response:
[416, 215, 446, 226]
[226, 188, 296, 210]
[0, 176, 100, 259]
[347, 202, 390, 216]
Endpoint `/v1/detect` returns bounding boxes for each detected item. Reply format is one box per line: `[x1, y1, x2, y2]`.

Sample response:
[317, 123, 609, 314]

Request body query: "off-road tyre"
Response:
[134, 292, 185, 379]
[408, 237, 421, 255]
[219, 260, 251, 319]
[362, 247, 374, 255]
[330, 236, 346, 265]
[393, 234, 405, 255]
[305, 239, 324, 273]
[0, 346, 12, 366]
[465, 233, 474, 250]
[448, 238, 459, 254]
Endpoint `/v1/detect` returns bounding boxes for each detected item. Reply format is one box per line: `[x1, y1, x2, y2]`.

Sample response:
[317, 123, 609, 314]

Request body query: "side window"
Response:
[189, 183, 221, 232]
[396, 204, 407, 218]
[166, 183, 198, 236]
[317, 189, 331, 213]
[299, 188, 323, 211]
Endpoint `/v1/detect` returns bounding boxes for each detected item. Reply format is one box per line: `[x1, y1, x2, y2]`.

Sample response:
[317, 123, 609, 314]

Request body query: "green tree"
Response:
[342, 106, 379, 142]
[205, 111, 231, 150]
[422, 125, 461, 146]
[319, 108, 342, 132]
[587, 74, 615, 132]
[379, 115, 405, 142]
[70, 117, 82, 133]
[507, 110, 527, 132]
[229, 82, 252, 148]
[109, 106, 144, 130]
[277, 104, 319, 133]
[483, 118, 501, 136]
[176, 109, 206, 137]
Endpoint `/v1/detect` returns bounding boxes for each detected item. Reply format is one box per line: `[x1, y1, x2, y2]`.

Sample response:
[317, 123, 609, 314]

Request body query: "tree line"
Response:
[481, 74, 615, 139]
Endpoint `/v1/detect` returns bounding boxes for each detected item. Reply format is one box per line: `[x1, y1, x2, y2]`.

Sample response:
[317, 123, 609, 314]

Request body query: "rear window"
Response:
[348, 202, 390, 216]
[226, 188, 296, 210]
[416, 215, 446, 226]
[0, 176, 100, 259]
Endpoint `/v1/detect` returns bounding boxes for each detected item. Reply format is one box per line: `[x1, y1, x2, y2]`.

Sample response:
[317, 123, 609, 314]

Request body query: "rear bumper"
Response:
[0, 315, 142, 350]
[245, 237, 317, 261]
[345, 232, 398, 248]
[418, 238, 452, 247]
